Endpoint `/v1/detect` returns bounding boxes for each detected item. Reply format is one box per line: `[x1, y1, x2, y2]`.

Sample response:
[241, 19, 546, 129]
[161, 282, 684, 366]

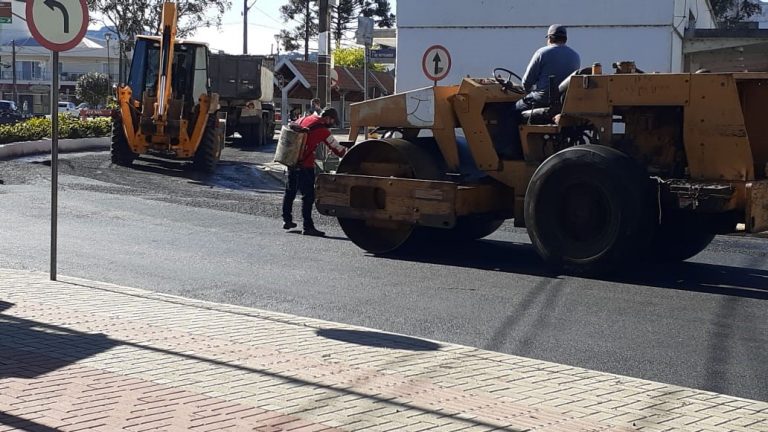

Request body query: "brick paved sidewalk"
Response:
[0, 269, 765, 432]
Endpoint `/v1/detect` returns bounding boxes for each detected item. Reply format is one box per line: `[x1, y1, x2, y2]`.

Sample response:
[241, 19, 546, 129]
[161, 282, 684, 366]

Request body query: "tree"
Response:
[333, 47, 384, 71]
[88, 0, 230, 82]
[87, 1, 230, 52]
[277, 0, 395, 58]
[332, 0, 395, 48]
[278, 0, 318, 61]
[709, 0, 763, 27]
[76, 73, 111, 107]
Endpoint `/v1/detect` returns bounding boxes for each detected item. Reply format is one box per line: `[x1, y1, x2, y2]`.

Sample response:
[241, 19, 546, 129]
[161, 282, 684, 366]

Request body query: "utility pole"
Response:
[243, 0, 248, 54]
[317, 0, 331, 108]
[243, 0, 258, 54]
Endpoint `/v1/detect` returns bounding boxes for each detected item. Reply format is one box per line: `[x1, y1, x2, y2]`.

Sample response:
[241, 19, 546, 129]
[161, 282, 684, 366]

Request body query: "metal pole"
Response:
[105, 35, 111, 90]
[243, 0, 248, 54]
[50, 51, 59, 281]
[118, 40, 124, 84]
[317, 0, 330, 107]
[12, 40, 17, 104]
[363, 43, 368, 139]
[363, 44, 369, 101]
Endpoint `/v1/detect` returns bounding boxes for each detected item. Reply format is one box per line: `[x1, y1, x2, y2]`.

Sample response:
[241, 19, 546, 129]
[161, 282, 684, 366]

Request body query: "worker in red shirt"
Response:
[282, 107, 348, 237]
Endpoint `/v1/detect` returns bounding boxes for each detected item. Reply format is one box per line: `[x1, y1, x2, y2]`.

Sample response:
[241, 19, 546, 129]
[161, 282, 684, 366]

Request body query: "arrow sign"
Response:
[44, 0, 69, 33]
[432, 53, 442, 75]
[26, 0, 88, 52]
[422, 45, 451, 82]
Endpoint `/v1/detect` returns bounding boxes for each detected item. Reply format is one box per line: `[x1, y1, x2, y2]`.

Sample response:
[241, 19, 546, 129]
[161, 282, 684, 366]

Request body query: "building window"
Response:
[17, 61, 43, 80]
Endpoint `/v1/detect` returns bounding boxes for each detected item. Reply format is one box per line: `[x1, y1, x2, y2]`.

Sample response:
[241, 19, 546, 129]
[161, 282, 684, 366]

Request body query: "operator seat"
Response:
[520, 67, 592, 125]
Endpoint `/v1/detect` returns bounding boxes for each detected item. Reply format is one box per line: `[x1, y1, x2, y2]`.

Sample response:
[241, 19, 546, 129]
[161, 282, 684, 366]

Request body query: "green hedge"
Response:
[0, 115, 112, 144]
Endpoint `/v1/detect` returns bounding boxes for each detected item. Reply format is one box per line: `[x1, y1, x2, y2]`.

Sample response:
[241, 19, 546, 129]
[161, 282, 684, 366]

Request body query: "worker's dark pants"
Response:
[282, 167, 316, 229]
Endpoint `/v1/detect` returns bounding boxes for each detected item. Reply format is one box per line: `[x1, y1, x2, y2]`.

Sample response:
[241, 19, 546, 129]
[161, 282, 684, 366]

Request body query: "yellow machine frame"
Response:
[326, 72, 768, 234]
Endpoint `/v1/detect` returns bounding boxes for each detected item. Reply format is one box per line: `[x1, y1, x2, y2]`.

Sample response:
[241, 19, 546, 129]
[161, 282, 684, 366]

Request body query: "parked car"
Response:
[58, 101, 78, 116]
[0, 100, 24, 125]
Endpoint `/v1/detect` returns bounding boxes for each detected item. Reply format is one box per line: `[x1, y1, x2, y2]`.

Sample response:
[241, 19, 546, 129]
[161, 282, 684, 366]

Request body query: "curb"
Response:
[0, 137, 111, 160]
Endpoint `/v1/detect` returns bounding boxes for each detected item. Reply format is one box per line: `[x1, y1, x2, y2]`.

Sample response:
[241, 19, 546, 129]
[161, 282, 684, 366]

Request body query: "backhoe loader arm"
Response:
[153, 0, 178, 133]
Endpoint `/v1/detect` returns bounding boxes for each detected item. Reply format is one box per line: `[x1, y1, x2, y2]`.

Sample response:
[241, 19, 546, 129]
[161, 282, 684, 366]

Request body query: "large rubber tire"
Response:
[110, 116, 137, 167]
[193, 119, 222, 173]
[524, 145, 654, 275]
[246, 122, 264, 147]
[263, 116, 274, 145]
[650, 212, 715, 263]
[336, 138, 444, 254]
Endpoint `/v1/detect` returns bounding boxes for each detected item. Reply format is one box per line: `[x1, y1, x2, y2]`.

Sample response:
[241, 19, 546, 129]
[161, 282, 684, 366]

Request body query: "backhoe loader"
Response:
[112, 0, 225, 172]
[315, 64, 768, 274]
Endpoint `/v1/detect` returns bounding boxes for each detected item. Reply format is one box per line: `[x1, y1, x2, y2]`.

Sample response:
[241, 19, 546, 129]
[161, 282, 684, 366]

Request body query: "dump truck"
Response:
[112, 1, 226, 173]
[315, 64, 768, 274]
[209, 53, 276, 147]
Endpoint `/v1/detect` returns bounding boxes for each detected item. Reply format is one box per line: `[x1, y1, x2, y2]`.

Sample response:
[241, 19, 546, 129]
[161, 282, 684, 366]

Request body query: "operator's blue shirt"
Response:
[521, 44, 581, 99]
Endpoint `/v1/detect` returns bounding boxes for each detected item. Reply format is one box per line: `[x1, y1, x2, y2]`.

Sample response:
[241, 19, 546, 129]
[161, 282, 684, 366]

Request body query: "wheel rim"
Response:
[337, 139, 440, 254]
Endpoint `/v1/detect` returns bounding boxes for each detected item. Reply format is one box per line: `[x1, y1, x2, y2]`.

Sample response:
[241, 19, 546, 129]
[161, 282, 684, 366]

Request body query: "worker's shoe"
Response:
[283, 221, 297, 230]
[303, 227, 326, 237]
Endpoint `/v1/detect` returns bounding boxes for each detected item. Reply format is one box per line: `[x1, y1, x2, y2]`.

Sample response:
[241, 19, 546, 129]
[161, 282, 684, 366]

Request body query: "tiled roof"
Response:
[277, 59, 394, 95]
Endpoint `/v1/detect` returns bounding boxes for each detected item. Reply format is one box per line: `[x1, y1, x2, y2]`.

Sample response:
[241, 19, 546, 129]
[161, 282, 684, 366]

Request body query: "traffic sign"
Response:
[330, 69, 339, 88]
[26, 0, 89, 52]
[0, 2, 12, 24]
[422, 45, 451, 82]
[370, 47, 396, 60]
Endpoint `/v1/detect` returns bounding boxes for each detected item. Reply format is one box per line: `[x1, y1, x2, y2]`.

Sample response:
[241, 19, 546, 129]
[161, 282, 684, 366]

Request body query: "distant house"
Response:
[274, 59, 394, 126]
[0, 1, 117, 114]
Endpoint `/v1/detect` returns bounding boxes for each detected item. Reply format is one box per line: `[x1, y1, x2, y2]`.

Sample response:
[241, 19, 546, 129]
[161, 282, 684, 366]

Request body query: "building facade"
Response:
[0, 0, 116, 114]
[395, 0, 718, 92]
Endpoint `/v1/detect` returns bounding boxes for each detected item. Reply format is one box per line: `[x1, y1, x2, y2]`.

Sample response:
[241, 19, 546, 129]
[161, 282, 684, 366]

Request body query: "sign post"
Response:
[26, 0, 89, 281]
[422, 45, 452, 86]
[356, 16, 374, 139]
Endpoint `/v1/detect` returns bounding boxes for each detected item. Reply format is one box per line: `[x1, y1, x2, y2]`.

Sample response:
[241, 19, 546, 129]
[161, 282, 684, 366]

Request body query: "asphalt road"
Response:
[0, 141, 766, 402]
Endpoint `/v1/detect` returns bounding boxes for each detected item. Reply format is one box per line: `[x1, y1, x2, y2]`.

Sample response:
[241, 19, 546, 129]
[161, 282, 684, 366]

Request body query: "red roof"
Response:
[277, 60, 394, 96]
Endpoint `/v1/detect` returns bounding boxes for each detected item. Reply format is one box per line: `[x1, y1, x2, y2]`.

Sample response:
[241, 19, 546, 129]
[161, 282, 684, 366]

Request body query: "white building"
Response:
[0, 0, 116, 114]
[395, 0, 717, 92]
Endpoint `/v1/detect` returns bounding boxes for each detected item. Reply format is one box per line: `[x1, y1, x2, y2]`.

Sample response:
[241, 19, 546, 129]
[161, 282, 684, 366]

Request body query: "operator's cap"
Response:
[320, 107, 339, 126]
[547, 24, 567, 38]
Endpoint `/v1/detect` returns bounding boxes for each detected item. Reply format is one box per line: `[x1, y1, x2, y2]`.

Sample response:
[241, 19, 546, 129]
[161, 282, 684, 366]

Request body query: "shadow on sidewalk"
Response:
[375, 239, 768, 299]
[316, 329, 441, 351]
[0, 411, 62, 432]
[0, 298, 512, 431]
[0, 308, 117, 380]
[0, 303, 115, 431]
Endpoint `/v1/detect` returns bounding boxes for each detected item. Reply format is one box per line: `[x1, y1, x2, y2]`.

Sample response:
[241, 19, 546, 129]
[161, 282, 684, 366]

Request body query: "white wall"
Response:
[395, 0, 717, 92]
[396, 27, 674, 91]
[397, 0, 676, 28]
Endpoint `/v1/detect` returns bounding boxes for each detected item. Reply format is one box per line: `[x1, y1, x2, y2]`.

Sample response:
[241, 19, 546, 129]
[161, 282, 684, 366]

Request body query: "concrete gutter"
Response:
[0, 137, 111, 161]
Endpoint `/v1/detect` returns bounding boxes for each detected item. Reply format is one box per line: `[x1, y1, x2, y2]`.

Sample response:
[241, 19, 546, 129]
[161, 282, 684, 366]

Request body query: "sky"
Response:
[190, 0, 397, 56]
